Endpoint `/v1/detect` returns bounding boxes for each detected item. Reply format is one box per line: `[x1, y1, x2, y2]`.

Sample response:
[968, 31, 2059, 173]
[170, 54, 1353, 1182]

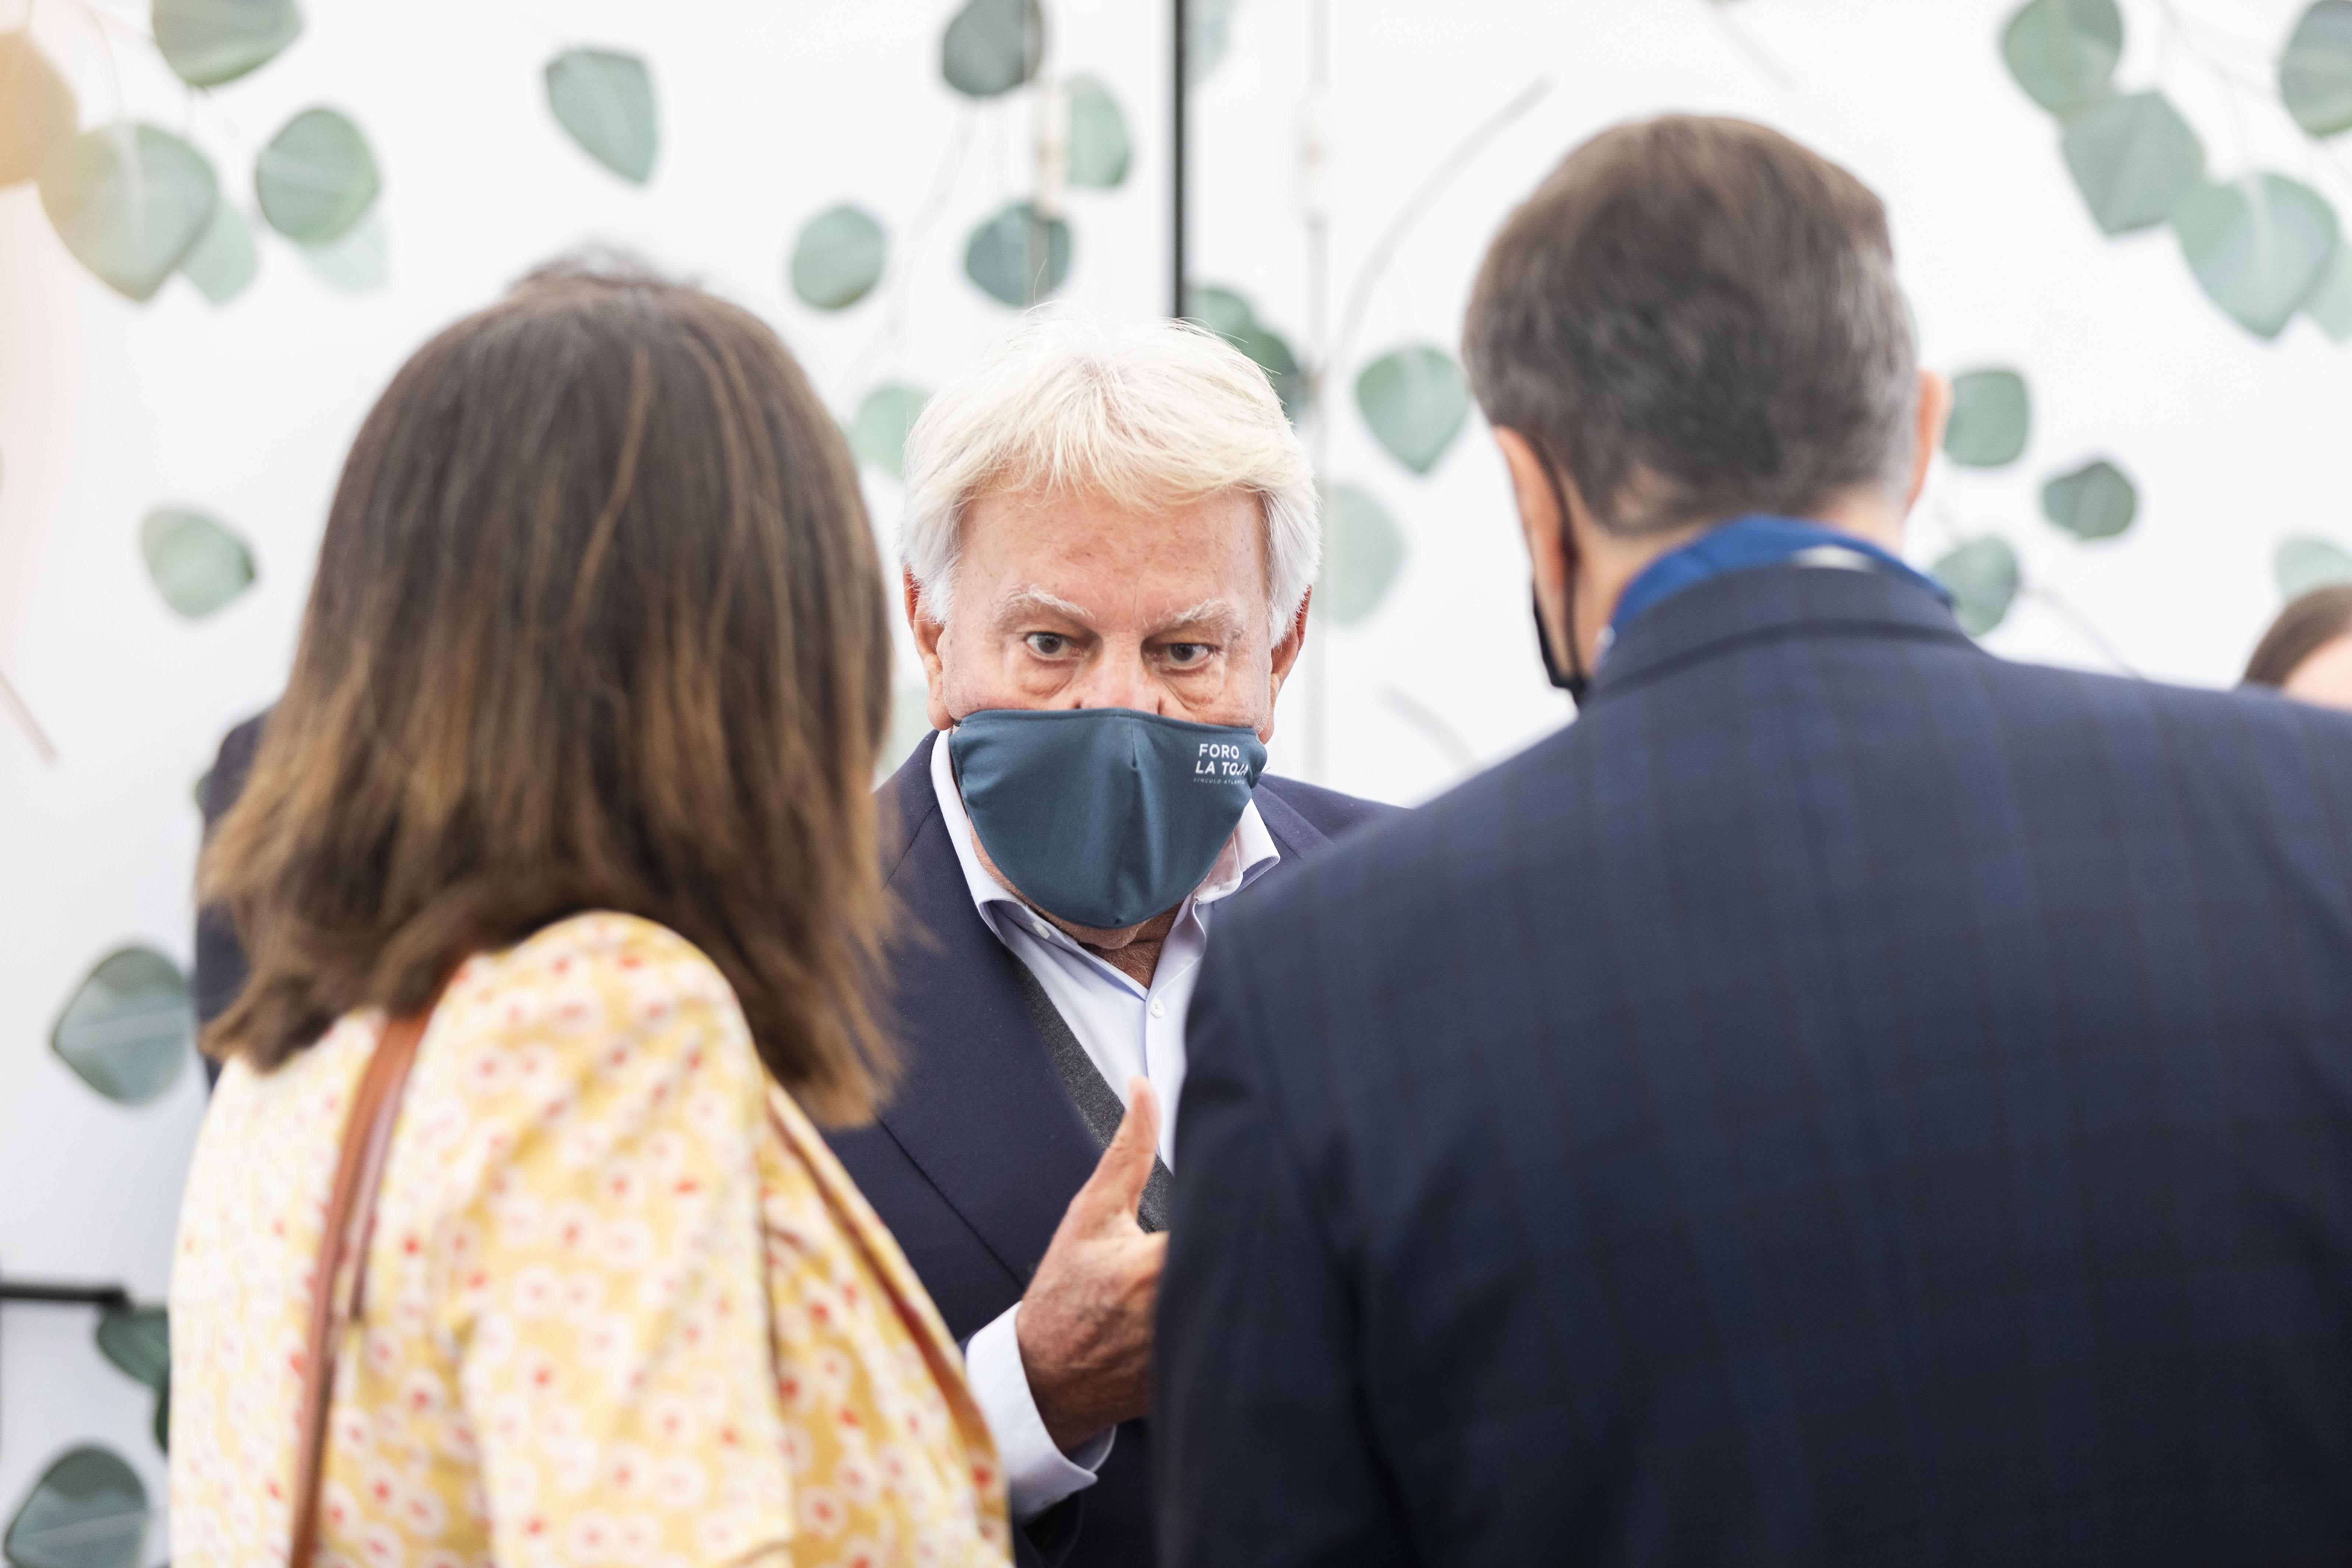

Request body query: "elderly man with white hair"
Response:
[823, 311, 1395, 1568]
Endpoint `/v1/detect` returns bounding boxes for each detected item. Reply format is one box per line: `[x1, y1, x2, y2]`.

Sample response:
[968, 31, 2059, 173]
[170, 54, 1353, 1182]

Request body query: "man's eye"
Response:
[1163, 643, 1213, 667]
[1025, 632, 1071, 657]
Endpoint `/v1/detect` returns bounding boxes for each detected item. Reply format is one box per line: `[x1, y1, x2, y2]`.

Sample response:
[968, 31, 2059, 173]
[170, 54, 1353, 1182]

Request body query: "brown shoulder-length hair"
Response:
[2245, 585, 2352, 690]
[202, 262, 896, 1124]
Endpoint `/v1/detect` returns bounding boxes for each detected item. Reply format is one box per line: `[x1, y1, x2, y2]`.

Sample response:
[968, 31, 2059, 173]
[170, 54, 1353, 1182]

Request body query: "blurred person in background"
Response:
[826, 311, 1394, 1568]
[172, 266, 1010, 1567]
[1158, 115, 2352, 1565]
[2243, 583, 2352, 710]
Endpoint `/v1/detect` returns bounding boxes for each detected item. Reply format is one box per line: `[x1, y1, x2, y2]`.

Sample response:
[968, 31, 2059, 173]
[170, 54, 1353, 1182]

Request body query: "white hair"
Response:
[898, 308, 1320, 641]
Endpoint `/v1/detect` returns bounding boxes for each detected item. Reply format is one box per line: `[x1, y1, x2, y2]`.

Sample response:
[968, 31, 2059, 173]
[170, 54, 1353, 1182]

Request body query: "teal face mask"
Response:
[949, 707, 1268, 931]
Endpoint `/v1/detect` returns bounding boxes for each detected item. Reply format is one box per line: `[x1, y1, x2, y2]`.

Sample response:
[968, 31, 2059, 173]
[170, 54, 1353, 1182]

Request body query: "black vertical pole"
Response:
[1172, 0, 1189, 319]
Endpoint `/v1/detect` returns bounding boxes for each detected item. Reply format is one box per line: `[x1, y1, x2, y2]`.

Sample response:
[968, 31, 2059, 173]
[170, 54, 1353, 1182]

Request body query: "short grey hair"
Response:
[898, 308, 1320, 640]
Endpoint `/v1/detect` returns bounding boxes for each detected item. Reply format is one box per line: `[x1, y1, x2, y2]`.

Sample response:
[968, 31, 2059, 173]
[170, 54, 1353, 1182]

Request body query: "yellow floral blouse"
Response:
[170, 912, 1010, 1568]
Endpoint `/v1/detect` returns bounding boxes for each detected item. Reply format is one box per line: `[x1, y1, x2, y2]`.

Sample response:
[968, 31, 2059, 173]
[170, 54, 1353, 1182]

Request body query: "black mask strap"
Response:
[1532, 458, 1590, 704]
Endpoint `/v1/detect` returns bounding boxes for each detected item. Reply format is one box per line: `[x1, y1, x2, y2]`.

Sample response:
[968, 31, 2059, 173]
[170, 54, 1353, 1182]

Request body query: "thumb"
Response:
[1072, 1076, 1160, 1230]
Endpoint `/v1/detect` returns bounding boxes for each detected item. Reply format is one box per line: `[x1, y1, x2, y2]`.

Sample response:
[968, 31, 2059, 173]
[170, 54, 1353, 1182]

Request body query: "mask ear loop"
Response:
[1535, 452, 1592, 703]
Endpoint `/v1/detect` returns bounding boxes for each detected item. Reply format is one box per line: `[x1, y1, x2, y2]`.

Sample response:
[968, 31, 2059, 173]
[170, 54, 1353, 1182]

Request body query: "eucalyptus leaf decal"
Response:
[297, 205, 389, 293]
[0, 32, 76, 187]
[179, 199, 259, 305]
[546, 48, 657, 184]
[1356, 347, 1470, 475]
[2282, 1, 2352, 138]
[52, 946, 193, 1105]
[849, 385, 930, 480]
[2, 1446, 148, 1568]
[2173, 174, 2340, 339]
[1066, 75, 1130, 188]
[153, 0, 302, 88]
[1189, 0, 1236, 84]
[2277, 536, 2352, 597]
[2002, 0, 2123, 116]
[39, 124, 218, 302]
[95, 1306, 169, 1393]
[1185, 285, 1254, 340]
[964, 201, 1070, 307]
[1317, 484, 1407, 625]
[791, 204, 886, 311]
[2041, 458, 2137, 540]
[1943, 368, 2031, 467]
[2062, 91, 2203, 235]
[255, 106, 379, 244]
[942, 0, 1045, 99]
[1933, 537, 2022, 636]
[2305, 241, 2352, 339]
[142, 507, 256, 618]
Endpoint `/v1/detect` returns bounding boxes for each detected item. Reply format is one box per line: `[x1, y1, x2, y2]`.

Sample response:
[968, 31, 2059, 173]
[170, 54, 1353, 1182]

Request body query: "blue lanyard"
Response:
[1610, 515, 1951, 640]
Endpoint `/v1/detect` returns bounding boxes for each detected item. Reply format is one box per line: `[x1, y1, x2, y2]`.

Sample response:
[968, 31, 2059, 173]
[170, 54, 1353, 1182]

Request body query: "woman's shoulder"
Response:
[421, 911, 764, 1115]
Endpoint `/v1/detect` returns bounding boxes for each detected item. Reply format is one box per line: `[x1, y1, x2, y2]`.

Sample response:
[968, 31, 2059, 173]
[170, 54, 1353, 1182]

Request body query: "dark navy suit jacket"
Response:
[829, 730, 1395, 1568]
[1158, 564, 2352, 1567]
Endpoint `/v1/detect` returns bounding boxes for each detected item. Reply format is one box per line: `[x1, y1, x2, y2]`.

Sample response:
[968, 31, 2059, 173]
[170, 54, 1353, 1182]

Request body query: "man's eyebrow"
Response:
[996, 585, 1095, 622]
[1158, 598, 1248, 638]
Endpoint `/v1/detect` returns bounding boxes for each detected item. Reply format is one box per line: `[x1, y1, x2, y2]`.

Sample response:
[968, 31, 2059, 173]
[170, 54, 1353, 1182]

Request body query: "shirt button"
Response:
[1149, 999, 1167, 1019]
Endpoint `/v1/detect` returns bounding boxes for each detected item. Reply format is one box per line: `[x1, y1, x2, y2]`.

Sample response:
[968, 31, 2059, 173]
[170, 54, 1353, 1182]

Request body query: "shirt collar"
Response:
[1609, 514, 1951, 642]
[928, 725, 1280, 940]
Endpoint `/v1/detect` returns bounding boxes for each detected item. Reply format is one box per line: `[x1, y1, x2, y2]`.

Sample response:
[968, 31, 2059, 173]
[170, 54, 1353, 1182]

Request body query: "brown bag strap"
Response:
[286, 981, 453, 1566]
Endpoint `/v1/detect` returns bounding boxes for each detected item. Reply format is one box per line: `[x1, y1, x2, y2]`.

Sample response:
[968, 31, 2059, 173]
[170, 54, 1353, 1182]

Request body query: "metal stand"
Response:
[0, 1269, 135, 1459]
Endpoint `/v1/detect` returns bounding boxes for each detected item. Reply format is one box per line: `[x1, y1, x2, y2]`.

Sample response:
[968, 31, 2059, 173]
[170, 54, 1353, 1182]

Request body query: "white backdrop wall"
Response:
[3, 0, 2348, 1544]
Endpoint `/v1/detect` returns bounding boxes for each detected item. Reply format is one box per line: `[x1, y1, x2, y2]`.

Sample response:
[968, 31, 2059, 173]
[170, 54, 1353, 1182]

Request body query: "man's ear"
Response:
[1494, 427, 1573, 656]
[1260, 590, 1311, 742]
[905, 570, 955, 730]
[1904, 368, 1953, 514]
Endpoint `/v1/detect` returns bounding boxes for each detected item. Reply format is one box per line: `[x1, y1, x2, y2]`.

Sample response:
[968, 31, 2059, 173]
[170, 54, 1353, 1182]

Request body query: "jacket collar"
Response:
[1585, 560, 1978, 709]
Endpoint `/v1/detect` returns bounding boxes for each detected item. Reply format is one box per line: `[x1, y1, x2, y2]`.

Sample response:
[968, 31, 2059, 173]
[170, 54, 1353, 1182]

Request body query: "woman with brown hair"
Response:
[2245, 584, 2352, 711]
[168, 265, 1010, 1567]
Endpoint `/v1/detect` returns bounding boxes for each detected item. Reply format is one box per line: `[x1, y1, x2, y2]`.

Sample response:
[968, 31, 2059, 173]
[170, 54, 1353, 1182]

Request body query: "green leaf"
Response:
[0, 32, 76, 187]
[51, 946, 193, 1105]
[255, 106, 379, 244]
[545, 48, 657, 185]
[141, 506, 255, 618]
[94, 1306, 169, 1393]
[1316, 483, 1407, 625]
[2, 1446, 148, 1568]
[2001, 0, 2123, 115]
[39, 124, 218, 302]
[942, 0, 1045, 98]
[1066, 75, 1130, 188]
[791, 204, 886, 311]
[850, 384, 930, 480]
[1356, 346, 1470, 475]
[1185, 284, 1256, 339]
[152, 0, 301, 88]
[2041, 458, 2137, 540]
[1189, 0, 1236, 85]
[2278, 536, 2352, 597]
[178, 198, 258, 305]
[2305, 240, 2352, 339]
[296, 205, 388, 293]
[1933, 537, 2023, 636]
[964, 201, 1070, 307]
[2173, 174, 2340, 339]
[1233, 324, 1311, 425]
[2061, 91, 2203, 235]
[151, 1384, 170, 1455]
[1943, 368, 2032, 467]
[2282, 1, 2352, 137]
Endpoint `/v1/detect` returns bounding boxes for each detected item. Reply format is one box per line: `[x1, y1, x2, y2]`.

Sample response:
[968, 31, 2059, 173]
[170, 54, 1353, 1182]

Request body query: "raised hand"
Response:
[1015, 1076, 1171, 1454]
